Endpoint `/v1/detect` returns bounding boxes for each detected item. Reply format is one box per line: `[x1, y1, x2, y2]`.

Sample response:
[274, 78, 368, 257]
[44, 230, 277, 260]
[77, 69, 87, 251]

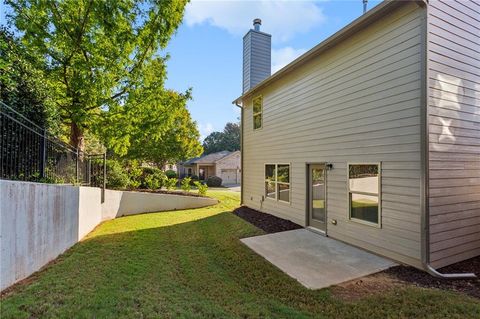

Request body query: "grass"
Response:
[1, 190, 479, 318]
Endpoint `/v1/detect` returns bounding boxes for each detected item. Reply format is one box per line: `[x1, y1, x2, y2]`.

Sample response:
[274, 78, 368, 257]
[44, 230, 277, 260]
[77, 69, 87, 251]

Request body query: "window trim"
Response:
[252, 95, 263, 130]
[264, 163, 291, 204]
[347, 162, 382, 228]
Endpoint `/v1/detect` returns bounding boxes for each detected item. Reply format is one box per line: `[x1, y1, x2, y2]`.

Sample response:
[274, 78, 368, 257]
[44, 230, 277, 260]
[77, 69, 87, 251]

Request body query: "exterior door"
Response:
[308, 164, 327, 232]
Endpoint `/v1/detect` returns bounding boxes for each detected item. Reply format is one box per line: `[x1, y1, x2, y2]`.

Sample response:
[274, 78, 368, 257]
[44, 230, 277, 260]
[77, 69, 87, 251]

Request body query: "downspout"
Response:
[419, 1, 476, 279]
[234, 100, 244, 205]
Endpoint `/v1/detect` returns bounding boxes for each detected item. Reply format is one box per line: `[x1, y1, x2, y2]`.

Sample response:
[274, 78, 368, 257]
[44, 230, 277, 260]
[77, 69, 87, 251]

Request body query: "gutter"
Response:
[234, 101, 244, 205]
[418, 1, 476, 279]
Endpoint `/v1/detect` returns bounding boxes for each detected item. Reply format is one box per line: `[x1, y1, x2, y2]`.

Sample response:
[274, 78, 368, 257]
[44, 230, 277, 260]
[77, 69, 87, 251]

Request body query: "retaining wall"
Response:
[0, 180, 218, 291]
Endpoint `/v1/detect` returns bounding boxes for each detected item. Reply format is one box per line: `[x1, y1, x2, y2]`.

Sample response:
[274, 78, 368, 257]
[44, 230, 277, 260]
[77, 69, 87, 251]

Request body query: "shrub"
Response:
[189, 174, 199, 185]
[106, 160, 130, 189]
[206, 176, 222, 187]
[164, 177, 177, 190]
[165, 170, 177, 179]
[194, 181, 208, 196]
[181, 177, 192, 192]
[127, 161, 142, 189]
[144, 169, 166, 190]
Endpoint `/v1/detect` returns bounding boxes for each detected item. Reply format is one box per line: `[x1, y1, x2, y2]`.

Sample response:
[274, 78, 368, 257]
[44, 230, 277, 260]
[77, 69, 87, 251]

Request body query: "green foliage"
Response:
[206, 176, 222, 187]
[164, 178, 178, 190]
[194, 181, 208, 196]
[0, 29, 59, 133]
[202, 122, 240, 155]
[181, 177, 191, 192]
[143, 168, 166, 190]
[189, 174, 199, 185]
[126, 163, 142, 189]
[106, 160, 175, 190]
[102, 89, 203, 164]
[105, 160, 130, 189]
[165, 170, 177, 179]
[6, 0, 197, 158]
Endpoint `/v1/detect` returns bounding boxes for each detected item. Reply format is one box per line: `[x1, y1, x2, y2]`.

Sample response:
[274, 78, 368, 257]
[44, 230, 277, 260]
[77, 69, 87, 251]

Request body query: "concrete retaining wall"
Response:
[101, 189, 217, 219]
[0, 180, 218, 291]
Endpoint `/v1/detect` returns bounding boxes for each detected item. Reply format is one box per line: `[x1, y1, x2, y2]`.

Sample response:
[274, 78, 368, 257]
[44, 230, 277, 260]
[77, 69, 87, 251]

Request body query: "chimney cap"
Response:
[253, 18, 262, 25]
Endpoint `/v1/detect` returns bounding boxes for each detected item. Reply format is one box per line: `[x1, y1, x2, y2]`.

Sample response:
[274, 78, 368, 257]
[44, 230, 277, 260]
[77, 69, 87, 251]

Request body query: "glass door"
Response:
[308, 164, 326, 232]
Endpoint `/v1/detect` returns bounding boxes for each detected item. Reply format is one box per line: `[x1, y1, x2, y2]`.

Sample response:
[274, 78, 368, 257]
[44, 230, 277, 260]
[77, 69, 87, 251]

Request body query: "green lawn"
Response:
[1, 190, 479, 318]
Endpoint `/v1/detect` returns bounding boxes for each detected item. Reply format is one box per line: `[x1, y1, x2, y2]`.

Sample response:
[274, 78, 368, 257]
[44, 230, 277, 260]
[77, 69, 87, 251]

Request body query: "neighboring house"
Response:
[233, 1, 479, 274]
[140, 163, 177, 173]
[162, 163, 177, 173]
[178, 151, 241, 185]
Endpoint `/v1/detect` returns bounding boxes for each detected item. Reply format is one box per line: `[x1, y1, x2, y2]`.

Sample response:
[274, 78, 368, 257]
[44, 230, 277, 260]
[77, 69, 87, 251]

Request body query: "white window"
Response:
[265, 164, 290, 203]
[253, 96, 263, 130]
[348, 163, 381, 226]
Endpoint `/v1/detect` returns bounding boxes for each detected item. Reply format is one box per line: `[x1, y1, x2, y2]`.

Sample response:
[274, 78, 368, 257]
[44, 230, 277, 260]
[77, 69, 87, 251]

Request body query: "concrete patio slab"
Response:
[241, 229, 396, 289]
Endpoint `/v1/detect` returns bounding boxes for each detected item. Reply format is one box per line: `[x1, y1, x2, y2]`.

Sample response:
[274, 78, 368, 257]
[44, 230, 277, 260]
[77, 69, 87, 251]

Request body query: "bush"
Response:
[164, 177, 177, 190]
[106, 160, 130, 189]
[194, 181, 208, 196]
[144, 169, 166, 190]
[189, 174, 199, 185]
[206, 176, 222, 187]
[165, 169, 177, 179]
[127, 161, 142, 189]
[181, 177, 192, 192]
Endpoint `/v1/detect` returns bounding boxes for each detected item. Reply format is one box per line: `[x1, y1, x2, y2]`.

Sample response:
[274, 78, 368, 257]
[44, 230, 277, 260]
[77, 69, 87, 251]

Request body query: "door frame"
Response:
[305, 163, 327, 235]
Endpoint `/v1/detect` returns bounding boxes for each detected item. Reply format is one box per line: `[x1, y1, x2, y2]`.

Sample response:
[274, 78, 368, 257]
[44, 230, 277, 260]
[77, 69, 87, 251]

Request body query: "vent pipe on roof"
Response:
[253, 18, 261, 31]
[363, 0, 368, 13]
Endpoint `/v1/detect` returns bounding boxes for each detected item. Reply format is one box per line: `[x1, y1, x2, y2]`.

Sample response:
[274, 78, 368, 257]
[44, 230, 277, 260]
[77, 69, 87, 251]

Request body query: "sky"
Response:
[166, 0, 382, 140]
[1, 0, 382, 140]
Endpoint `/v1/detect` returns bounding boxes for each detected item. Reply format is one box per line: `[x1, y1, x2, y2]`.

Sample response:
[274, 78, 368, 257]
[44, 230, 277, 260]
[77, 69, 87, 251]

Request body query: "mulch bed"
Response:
[383, 258, 480, 299]
[233, 205, 479, 299]
[232, 206, 302, 233]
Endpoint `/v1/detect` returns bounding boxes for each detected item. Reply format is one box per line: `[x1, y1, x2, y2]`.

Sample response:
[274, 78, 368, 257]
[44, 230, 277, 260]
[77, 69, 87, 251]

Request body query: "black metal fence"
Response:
[0, 101, 106, 191]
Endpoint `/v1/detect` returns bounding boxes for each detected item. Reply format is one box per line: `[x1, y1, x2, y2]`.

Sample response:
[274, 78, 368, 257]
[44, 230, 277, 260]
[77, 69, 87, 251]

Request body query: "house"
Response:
[162, 163, 177, 173]
[233, 0, 479, 275]
[178, 151, 241, 185]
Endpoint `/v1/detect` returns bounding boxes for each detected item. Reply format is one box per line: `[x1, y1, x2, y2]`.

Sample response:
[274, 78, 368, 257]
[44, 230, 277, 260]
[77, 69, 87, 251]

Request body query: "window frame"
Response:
[264, 163, 291, 204]
[347, 162, 382, 228]
[252, 95, 263, 130]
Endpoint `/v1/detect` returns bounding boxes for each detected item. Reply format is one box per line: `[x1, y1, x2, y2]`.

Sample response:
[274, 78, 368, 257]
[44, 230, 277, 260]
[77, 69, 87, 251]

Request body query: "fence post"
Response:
[87, 156, 91, 186]
[40, 129, 47, 179]
[76, 149, 79, 184]
[102, 152, 106, 203]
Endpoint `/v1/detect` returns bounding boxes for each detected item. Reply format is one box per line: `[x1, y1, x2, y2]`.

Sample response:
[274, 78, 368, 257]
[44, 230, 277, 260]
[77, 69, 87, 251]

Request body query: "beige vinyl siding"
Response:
[427, 0, 480, 268]
[242, 2, 424, 267]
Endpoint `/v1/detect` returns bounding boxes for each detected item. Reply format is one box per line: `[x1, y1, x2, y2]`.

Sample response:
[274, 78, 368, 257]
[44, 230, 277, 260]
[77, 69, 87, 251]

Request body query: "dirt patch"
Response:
[332, 272, 406, 302]
[232, 206, 302, 234]
[334, 257, 480, 301]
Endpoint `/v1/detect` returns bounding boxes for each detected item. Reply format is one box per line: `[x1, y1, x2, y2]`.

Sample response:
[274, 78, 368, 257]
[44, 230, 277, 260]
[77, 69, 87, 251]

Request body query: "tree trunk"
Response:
[70, 122, 85, 153]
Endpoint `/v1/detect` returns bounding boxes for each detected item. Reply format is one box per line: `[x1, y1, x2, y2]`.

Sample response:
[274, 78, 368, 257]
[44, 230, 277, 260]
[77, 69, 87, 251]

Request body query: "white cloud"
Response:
[185, 0, 327, 42]
[272, 47, 307, 73]
[198, 122, 215, 141]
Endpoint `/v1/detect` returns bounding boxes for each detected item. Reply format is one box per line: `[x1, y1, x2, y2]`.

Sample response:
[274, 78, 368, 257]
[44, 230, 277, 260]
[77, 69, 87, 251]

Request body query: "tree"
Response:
[202, 122, 240, 155]
[100, 89, 203, 166]
[6, 0, 190, 153]
[0, 28, 58, 131]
